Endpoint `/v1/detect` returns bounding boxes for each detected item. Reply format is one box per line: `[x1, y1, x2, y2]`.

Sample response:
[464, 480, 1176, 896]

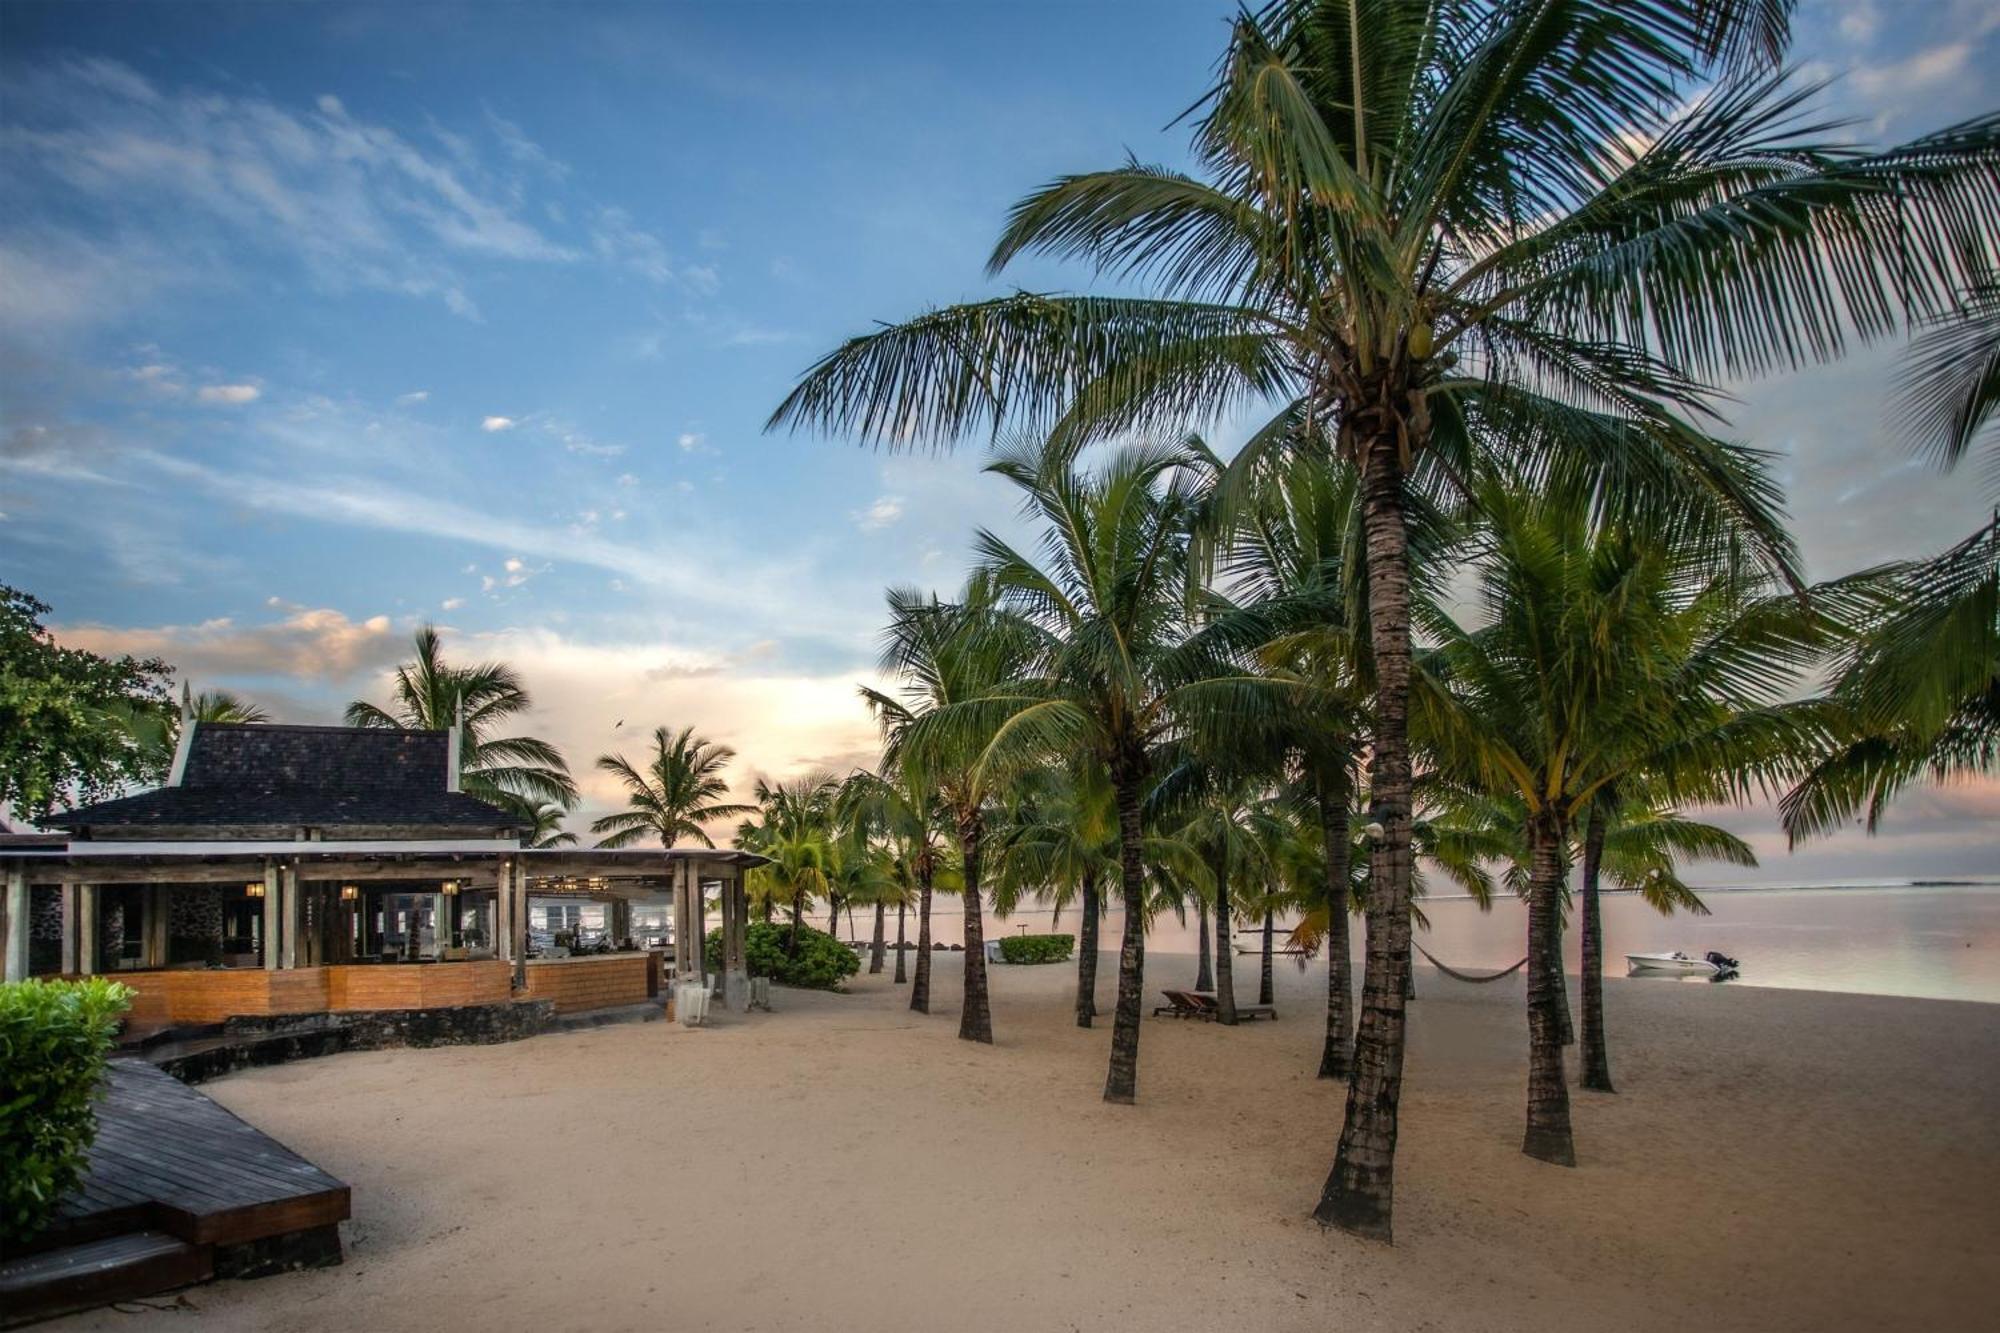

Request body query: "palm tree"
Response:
[1782, 518, 1999, 844]
[769, 0, 1995, 1236]
[1419, 487, 1829, 1165]
[591, 725, 753, 849]
[1163, 770, 1289, 1025]
[190, 689, 269, 723]
[513, 798, 579, 849]
[839, 762, 949, 988]
[864, 582, 1031, 1041]
[347, 624, 576, 810]
[987, 762, 1122, 1025]
[737, 774, 840, 949]
[926, 436, 1280, 1100]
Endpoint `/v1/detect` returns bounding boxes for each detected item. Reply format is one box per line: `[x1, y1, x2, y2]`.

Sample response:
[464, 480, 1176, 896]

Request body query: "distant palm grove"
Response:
[765, 0, 2000, 1244]
[2, 0, 1995, 1254]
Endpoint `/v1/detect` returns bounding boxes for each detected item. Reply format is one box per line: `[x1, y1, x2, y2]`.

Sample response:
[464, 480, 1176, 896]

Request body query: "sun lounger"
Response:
[1153, 989, 1207, 1018]
[1188, 992, 1278, 1021]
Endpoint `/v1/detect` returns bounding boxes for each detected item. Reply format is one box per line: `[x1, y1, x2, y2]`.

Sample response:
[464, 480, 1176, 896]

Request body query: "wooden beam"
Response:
[59, 883, 78, 975]
[261, 860, 280, 972]
[281, 865, 302, 969]
[78, 884, 98, 976]
[2, 866, 28, 982]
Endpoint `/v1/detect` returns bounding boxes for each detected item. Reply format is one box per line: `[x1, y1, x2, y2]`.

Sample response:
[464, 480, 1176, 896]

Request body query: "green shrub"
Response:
[705, 921, 860, 991]
[0, 977, 131, 1243]
[998, 933, 1075, 964]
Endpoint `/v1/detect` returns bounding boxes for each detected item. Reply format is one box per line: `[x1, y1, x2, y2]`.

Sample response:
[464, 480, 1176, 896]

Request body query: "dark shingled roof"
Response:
[47, 723, 520, 831]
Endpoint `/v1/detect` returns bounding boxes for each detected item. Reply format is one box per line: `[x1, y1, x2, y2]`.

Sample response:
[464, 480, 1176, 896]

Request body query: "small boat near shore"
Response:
[1626, 950, 1740, 977]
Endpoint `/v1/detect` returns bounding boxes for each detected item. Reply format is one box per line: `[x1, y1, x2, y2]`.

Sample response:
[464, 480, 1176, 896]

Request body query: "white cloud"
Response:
[396, 390, 430, 405]
[677, 431, 706, 452]
[54, 606, 400, 681]
[615, 472, 638, 488]
[441, 596, 465, 610]
[197, 383, 261, 405]
[854, 495, 904, 531]
[481, 415, 517, 432]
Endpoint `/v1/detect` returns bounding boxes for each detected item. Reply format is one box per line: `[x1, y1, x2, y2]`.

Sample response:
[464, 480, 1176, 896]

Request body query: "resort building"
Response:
[0, 716, 763, 1029]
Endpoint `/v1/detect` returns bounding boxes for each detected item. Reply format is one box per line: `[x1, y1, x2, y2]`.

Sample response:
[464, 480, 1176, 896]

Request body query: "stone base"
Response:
[150, 1000, 555, 1084]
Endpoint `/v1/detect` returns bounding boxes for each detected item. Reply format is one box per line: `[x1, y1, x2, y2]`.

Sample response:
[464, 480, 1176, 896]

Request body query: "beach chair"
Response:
[1188, 992, 1277, 1022]
[1152, 989, 1206, 1019]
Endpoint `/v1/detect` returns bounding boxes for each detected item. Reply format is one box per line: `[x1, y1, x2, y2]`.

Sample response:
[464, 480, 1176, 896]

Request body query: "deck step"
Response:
[0, 1231, 213, 1328]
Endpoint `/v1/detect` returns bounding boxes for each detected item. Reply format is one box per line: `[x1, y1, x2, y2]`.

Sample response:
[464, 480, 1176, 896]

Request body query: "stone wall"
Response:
[168, 886, 228, 965]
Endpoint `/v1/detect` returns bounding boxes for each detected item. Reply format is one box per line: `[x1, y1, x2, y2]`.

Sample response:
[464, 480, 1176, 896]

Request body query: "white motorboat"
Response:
[1625, 950, 1738, 976]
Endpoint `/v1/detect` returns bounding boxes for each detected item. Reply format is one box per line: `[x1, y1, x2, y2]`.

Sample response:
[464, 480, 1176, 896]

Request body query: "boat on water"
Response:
[1626, 949, 1740, 977]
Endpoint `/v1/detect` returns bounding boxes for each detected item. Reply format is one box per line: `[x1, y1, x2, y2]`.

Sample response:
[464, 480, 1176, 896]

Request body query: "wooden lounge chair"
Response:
[1152, 989, 1208, 1019]
[1188, 992, 1278, 1021]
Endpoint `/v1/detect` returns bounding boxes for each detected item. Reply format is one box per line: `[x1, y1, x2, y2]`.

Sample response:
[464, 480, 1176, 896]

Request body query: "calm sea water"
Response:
[905, 881, 2000, 1005]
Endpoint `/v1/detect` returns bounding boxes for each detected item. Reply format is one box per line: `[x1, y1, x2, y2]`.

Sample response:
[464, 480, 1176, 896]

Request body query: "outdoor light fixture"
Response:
[1363, 821, 1387, 841]
[340, 884, 359, 902]
[245, 881, 265, 898]
[441, 880, 460, 896]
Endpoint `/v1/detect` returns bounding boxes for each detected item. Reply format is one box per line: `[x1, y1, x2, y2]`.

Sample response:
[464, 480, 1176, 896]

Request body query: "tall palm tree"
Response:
[839, 761, 950, 990]
[864, 581, 1030, 1041]
[513, 798, 579, 849]
[770, 0, 1995, 1236]
[987, 762, 1120, 1025]
[1419, 487, 1829, 1165]
[1782, 518, 1999, 843]
[923, 436, 1279, 1100]
[346, 624, 576, 810]
[737, 773, 840, 948]
[590, 725, 753, 849]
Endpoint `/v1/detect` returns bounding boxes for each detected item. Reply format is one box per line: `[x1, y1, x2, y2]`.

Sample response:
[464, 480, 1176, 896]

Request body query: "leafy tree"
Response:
[592, 725, 753, 849]
[864, 581, 1032, 1041]
[1418, 487, 1830, 1164]
[770, 0, 1996, 1237]
[346, 624, 576, 810]
[930, 436, 1280, 1099]
[0, 585, 172, 823]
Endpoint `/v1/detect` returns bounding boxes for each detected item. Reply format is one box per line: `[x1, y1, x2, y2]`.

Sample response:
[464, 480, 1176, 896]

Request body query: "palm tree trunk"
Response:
[1579, 805, 1615, 1092]
[1524, 815, 1577, 1166]
[1317, 769, 1353, 1080]
[1316, 427, 1416, 1242]
[869, 900, 887, 974]
[912, 854, 933, 1012]
[1102, 760, 1149, 1104]
[1194, 897, 1213, 993]
[1212, 851, 1238, 1025]
[1076, 868, 1099, 1027]
[958, 811, 992, 1044]
[1554, 903, 1575, 1046]
[789, 891, 804, 956]
[894, 898, 909, 985]
[1259, 907, 1275, 1006]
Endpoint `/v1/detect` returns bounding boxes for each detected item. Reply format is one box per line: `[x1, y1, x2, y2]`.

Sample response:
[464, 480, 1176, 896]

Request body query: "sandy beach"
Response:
[55, 954, 1999, 1333]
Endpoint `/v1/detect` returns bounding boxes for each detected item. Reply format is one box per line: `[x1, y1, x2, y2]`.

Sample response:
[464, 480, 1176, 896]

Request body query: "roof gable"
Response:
[46, 723, 521, 833]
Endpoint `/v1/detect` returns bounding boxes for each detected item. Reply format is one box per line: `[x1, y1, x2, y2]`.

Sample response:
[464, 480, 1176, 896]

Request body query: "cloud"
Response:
[676, 431, 706, 452]
[53, 605, 402, 681]
[396, 390, 430, 405]
[481, 415, 518, 432]
[197, 383, 260, 405]
[854, 495, 904, 531]
[441, 596, 465, 610]
[591, 206, 675, 284]
[0, 57, 580, 324]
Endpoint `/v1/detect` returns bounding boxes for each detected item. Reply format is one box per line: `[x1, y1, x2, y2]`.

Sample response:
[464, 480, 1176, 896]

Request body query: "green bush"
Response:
[705, 921, 861, 991]
[998, 933, 1075, 964]
[0, 977, 131, 1243]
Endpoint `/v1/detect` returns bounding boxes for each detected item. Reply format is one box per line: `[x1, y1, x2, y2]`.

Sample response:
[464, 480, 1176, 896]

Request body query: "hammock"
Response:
[1414, 942, 1528, 984]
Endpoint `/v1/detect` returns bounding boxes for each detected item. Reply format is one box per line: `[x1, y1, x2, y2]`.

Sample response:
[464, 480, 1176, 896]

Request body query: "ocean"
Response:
[893, 881, 2000, 1005]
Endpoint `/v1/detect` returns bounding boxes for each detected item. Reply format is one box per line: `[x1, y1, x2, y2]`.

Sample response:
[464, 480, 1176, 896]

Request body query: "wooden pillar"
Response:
[145, 885, 169, 969]
[261, 860, 280, 971]
[723, 870, 749, 1011]
[59, 883, 79, 975]
[496, 860, 513, 963]
[2, 866, 28, 983]
[78, 884, 99, 976]
[511, 865, 529, 989]
[281, 866, 302, 969]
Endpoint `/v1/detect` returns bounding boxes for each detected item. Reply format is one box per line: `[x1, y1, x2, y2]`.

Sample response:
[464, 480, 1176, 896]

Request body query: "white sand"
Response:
[57, 953, 1999, 1332]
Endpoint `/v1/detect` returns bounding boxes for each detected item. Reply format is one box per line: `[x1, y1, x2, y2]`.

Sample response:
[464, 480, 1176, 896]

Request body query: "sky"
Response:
[2, 0, 1996, 883]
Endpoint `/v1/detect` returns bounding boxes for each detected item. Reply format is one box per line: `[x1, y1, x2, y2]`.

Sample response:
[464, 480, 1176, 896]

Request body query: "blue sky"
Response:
[3, 1, 1996, 879]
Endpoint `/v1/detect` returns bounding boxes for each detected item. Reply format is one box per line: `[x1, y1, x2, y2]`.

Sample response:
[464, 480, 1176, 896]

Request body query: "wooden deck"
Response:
[1, 1059, 349, 1326]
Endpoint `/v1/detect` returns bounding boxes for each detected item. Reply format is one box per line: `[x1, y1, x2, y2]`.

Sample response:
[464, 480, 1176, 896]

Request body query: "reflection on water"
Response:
[964, 882, 2000, 1005]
